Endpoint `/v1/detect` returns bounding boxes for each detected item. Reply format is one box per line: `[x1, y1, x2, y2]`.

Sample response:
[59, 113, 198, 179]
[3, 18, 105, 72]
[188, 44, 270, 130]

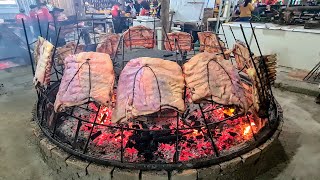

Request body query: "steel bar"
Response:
[45, 22, 50, 40]
[229, 26, 236, 41]
[51, 27, 62, 81]
[198, 104, 220, 157]
[83, 106, 102, 154]
[37, 16, 42, 37]
[220, 24, 229, 49]
[239, 24, 268, 102]
[22, 18, 35, 75]
[120, 126, 124, 163]
[249, 22, 275, 98]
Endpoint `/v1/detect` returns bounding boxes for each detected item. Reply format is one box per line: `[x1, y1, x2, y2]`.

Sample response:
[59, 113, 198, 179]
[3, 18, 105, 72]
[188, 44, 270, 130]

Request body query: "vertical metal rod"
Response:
[122, 36, 125, 61]
[72, 120, 83, 149]
[51, 27, 62, 81]
[229, 26, 236, 41]
[221, 24, 229, 49]
[76, 12, 80, 39]
[83, 106, 101, 154]
[215, 1, 223, 33]
[92, 14, 96, 45]
[198, 104, 220, 157]
[128, 28, 132, 50]
[239, 24, 267, 99]
[249, 22, 275, 98]
[174, 112, 180, 162]
[162, 24, 172, 50]
[120, 126, 124, 163]
[22, 19, 35, 75]
[249, 22, 262, 57]
[214, 33, 226, 59]
[37, 16, 42, 37]
[40, 99, 46, 126]
[174, 39, 178, 63]
[53, 13, 57, 36]
[74, 31, 82, 54]
[51, 113, 59, 138]
[153, 18, 156, 47]
[45, 22, 50, 40]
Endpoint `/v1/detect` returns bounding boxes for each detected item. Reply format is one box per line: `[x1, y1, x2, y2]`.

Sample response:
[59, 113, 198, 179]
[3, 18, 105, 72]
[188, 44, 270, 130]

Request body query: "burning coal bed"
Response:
[49, 100, 266, 164]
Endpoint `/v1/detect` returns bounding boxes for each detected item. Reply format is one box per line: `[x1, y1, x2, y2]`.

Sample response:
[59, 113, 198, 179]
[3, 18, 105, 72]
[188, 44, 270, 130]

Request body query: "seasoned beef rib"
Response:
[164, 32, 192, 52]
[33, 37, 54, 87]
[112, 58, 185, 123]
[233, 40, 254, 72]
[183, 52, 249, 113]
[56, 42, 85, 65]
[33, 36, 44, 64]
[96, 33, 120, 57]
[123, 26, 154, 49]
[198, 32, 231, 59]
[54, 52, 115, 112]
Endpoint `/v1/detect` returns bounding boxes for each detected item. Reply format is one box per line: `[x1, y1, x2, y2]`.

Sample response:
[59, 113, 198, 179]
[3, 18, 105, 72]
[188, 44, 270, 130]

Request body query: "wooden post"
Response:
[160, 0, 170, 49]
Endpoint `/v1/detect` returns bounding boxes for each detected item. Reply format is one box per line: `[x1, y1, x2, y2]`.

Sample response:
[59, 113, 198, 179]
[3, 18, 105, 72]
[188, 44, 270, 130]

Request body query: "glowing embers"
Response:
[54, 102, 266, 163]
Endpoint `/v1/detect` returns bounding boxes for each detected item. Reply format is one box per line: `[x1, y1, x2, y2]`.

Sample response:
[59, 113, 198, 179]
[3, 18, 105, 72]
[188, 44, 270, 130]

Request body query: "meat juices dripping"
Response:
[33, 37, 55, 87]
[96, 33, 120, 58]
[112, 57, 185, 123]
[54, 52, 115, 112]
[164, 32, 193, 52]
[123, 26, 155, 49]
[183, 52, 249, 114]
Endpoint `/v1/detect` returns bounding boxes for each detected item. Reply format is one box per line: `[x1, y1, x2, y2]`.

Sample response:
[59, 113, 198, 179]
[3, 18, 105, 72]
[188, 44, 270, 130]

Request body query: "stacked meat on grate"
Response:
[233, 41, 277, 117]
[56, 42, 85, 65]
[123, 26, 155, 49]
[164, 32, 193, 52]
[198, 32, 231, 59]
[33, 37, 55, 87]
[54, 52, 115, 112]
[112, 58, 185, 123]
[183, 52, 249, 114]
[96, 33, 120, 57]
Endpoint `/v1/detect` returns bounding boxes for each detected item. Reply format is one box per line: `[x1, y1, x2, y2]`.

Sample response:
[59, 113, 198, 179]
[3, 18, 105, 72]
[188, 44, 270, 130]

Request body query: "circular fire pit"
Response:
[30, 25, 283, 179]
[32, 100, 283, 179]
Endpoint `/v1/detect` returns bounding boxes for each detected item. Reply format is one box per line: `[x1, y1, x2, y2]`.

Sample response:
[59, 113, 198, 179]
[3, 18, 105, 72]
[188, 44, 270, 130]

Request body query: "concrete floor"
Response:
[0, 67, 319, 180]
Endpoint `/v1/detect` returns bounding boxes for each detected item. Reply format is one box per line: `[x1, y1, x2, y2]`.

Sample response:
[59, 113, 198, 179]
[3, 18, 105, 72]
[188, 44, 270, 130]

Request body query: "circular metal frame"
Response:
[35, 80, 282, 171]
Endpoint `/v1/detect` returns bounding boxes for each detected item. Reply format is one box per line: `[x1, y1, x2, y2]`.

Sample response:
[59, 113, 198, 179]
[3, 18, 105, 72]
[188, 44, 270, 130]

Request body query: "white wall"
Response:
[221, 23, 320, 71]
[170, 0, 215, 23]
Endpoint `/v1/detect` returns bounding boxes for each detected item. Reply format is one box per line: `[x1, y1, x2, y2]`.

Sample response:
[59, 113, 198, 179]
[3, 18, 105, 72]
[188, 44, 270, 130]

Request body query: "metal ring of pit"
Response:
[35, 81, 282, 171]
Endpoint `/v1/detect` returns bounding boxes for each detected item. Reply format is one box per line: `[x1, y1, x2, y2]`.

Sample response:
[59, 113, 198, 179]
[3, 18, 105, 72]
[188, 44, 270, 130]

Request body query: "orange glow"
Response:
[223, 108, 235, 116]
[243, 126, 251, 136]
[192, 130, 202, 137]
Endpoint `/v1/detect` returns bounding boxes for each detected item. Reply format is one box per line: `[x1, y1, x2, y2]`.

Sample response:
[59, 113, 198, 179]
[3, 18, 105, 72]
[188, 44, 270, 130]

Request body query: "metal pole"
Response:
[37, 16, 42, 37]
[249, 22, 275, 98]
[214, 33, 226, 59]
[215, 0, 224, 33]
[239, 24, 268, 107]
[22, 18, 35, 75]
[45, 22, 50, 40]
[221, 24, 229, 49]
[52, 27, 62, 81]
[249, 22, 262, 56]
[92, 14, 96, 45]
[229, 26, 237, 41]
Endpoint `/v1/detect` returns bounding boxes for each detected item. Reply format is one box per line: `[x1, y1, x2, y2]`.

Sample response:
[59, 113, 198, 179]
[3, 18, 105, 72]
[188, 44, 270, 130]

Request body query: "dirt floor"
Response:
[0, 66, 319, 180]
